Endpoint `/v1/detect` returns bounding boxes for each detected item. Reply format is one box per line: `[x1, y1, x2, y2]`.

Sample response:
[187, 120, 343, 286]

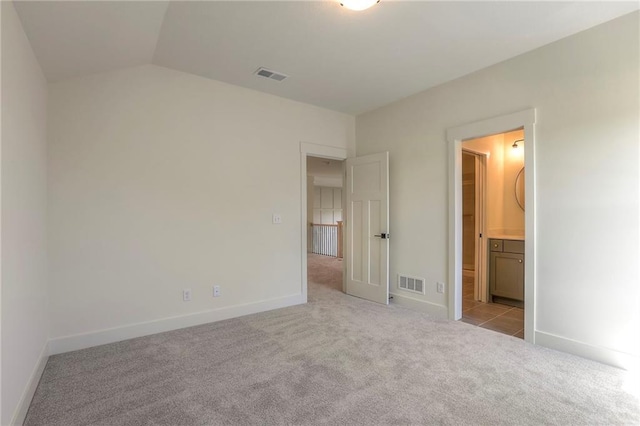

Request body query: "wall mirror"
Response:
[515, 167, 525, 211]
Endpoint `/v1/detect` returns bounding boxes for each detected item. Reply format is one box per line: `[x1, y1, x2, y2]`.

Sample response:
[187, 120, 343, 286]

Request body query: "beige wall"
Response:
[1, 2, 49, 424]
[464, 129, 524, 237]
[48, 64, 355, 350]
[501, 130, 525, 236]
[463, 133, 504, 235]
[356, 12, 639, 366]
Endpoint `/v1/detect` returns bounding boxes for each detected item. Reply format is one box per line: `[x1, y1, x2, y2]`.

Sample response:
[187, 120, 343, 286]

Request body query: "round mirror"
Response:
[515, 167, 525, 211]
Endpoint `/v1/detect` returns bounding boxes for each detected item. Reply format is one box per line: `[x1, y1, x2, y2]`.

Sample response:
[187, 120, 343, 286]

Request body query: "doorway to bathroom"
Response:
[460, 129, 526, 339]
[447, 108, 535, 343]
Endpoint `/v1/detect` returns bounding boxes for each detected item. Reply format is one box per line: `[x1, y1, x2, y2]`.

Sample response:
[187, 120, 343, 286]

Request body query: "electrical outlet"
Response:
[272, 213, 282, 224]
[213, 285, 221, 297]
[437, 282, 445, 294]
[183, 289, 192, 301]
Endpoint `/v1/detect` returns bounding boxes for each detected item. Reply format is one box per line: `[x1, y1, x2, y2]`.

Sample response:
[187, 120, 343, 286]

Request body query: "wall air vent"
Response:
[398, 274, 425, 295]
[254, 67, 288, 82]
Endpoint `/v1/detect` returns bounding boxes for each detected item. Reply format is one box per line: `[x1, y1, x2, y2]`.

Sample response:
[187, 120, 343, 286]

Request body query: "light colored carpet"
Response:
[25, 254, 639, 425]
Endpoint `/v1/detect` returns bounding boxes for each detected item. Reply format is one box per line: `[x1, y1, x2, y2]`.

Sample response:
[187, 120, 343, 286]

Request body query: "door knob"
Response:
[374, 233, 389, 239]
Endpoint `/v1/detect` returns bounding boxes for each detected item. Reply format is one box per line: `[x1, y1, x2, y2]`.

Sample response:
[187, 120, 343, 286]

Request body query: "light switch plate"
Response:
[272, 214, 282, 224]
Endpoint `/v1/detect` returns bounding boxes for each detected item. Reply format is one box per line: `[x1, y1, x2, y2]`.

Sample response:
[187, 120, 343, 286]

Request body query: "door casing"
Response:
[447, 109, 536, 343]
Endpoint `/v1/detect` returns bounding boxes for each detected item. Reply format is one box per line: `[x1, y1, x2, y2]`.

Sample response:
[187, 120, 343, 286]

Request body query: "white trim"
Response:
[300, 142, 348, 301]
[447, 109, 535, 142]
[10, 342, 49, 426]
[49, 294, 304, 355]
[446, 109, 536, 344]
[535, 330, 640, 371]
[300, 142, 348, 160]
[390, 292, 448, 318]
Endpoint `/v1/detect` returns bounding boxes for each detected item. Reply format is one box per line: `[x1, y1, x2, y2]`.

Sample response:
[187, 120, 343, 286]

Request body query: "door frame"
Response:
[447, 109, 536, 343]
[300, 142, 348, 302]
[461, 148, 488, 302]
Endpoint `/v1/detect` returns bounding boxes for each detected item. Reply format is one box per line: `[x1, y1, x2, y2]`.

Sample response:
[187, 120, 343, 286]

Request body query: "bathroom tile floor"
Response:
[461, 275, 524, 339]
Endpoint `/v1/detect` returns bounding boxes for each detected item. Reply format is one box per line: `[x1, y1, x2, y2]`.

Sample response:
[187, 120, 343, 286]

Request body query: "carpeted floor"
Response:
[25, 254, 639, 425]
[307, 252, 344, 293]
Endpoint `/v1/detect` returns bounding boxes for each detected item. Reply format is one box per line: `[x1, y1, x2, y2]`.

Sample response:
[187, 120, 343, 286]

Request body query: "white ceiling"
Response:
[13, 1, 639, 115]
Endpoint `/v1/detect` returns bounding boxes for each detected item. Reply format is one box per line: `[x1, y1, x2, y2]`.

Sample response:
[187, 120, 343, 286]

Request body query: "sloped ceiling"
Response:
[13, 1, 639, 114]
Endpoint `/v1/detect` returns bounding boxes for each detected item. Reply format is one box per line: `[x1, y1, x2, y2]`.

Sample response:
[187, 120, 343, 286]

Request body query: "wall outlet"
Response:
[437, 282, 445, 294]
[272, 213, 282, 224]
[183, 289, 192, 301]
[213, 285, 221, 297]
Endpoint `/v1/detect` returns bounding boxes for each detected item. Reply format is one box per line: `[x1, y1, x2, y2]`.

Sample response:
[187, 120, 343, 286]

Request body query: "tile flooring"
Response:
[461, 274, 524, 339]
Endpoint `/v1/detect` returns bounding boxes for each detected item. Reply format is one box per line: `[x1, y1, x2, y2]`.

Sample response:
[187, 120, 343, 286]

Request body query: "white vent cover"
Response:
[398, 274, 425, 294]
[254, 67, 288, 82]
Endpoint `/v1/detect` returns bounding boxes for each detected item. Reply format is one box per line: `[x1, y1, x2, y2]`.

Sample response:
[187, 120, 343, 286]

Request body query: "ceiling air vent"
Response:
[398, 274, 425, 295]
[254, 67, 288, 82]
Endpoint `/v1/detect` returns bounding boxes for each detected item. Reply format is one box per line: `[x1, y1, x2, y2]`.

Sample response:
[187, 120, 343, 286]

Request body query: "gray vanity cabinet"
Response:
[489, 239, 524, 306]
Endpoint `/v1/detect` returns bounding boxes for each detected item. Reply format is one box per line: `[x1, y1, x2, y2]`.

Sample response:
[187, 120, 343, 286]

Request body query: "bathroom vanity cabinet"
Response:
[489, 238, 524, 307]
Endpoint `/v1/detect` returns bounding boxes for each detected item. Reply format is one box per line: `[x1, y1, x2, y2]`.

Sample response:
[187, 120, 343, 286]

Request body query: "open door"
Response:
[345, 152, 389, 304]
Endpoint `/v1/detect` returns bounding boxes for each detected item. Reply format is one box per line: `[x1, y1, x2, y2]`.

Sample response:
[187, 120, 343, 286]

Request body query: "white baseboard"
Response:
[10, 341, 49, 426]
[49, 293, 305, 355]
[535, 330, 640, 371]
[390, 292, 448, 318]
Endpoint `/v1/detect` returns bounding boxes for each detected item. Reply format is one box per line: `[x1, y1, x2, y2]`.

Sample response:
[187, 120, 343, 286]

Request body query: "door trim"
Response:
[300, 142, 348, 302]
[446, 109, 536, 343]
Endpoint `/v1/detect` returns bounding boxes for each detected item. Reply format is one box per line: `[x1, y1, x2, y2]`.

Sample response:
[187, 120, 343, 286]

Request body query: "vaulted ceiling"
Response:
[13, 1, 639, 114]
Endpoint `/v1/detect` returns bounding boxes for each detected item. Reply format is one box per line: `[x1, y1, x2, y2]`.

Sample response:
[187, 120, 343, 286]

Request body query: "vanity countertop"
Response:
[487, 234, 524, 241]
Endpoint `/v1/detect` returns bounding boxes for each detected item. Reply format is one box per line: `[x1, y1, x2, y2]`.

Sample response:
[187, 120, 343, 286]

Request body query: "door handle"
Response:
[374, 233, 389, 239]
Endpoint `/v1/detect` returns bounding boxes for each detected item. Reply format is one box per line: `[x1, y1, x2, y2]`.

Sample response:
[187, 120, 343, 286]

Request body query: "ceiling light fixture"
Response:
[512, 139, 524, 149]
[340, 0, 380, 11]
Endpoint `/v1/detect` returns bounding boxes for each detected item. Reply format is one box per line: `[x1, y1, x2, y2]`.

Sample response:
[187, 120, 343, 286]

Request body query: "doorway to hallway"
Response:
[306, 156, 346, 294]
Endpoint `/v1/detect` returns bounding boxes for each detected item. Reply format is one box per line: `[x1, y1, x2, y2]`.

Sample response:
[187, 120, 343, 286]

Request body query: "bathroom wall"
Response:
[501, 130, 525, 236]
[464, 129, 524, 237]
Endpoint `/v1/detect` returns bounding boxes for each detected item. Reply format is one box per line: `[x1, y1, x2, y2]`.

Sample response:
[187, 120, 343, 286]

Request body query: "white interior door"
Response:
[345, 152, 389, 304]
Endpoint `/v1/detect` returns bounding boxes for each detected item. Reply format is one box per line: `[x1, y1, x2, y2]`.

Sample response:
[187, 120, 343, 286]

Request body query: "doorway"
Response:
[299, 143, 348, 302]
[447, 108, 536, 343]
[306, 156, 345, 296]
[460, 131, 525, 339]
[299, 143, 391, 306]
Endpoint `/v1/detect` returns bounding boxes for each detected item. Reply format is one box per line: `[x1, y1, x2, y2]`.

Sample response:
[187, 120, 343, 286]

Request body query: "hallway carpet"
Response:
[25, 254, 639, 425]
